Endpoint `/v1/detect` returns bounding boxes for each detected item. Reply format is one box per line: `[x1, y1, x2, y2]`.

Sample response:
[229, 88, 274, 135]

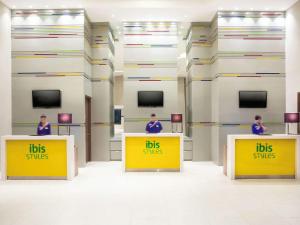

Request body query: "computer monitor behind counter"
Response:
[58, 113, 72, 135]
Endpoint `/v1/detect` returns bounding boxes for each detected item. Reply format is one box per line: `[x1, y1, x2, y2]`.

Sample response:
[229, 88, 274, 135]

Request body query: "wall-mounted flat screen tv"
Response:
[114, 109, 122, 124]
[239, 91, 267, 108]
[32, 90, 61, 108]
[138, 91, 164, 107]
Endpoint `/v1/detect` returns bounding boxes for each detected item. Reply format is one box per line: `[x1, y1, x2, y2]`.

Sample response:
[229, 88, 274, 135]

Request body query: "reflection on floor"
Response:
[0, 162, 300, 225]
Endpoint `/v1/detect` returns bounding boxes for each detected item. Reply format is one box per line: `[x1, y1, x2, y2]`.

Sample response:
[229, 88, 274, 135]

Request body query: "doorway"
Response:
[85, 96, 92, 162]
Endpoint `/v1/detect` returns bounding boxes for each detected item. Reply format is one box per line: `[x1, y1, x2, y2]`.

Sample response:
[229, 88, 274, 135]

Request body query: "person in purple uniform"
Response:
[146, 113, 163, 133]
[252, 115, 267, 135]
[37, 114, 51, 135]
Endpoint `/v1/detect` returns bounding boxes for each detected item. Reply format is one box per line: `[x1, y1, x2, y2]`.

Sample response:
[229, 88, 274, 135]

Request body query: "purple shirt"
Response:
[146, 121, 163, 133]
[37, 122, 51, 135]
[252, 123, 264, 135]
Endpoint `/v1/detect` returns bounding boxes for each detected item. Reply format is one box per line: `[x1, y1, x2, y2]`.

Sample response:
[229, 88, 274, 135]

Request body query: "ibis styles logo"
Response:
[26, 144, 49, 160]
[143, 140, 162, 155]
[253, 143, 276, 159]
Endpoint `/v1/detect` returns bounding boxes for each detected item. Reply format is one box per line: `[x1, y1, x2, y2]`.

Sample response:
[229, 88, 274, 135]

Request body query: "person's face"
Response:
[40, 117, 47, 124]
[257, 118, 262, 124]
[151, 116, 156, 121]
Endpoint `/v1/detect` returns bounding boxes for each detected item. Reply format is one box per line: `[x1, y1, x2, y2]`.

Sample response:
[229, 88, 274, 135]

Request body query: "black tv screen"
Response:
[114, 109, 122, 124]
[239, 91, 267, 108]
[32, 90, 61, 108]
[138, 91, 164, 107]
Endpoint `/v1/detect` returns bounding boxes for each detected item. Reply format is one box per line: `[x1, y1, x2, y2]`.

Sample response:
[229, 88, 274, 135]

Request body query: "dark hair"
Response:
[151, 113, 156, 117]
[40, 114, 47, 118]
[255, 115, 262, 120]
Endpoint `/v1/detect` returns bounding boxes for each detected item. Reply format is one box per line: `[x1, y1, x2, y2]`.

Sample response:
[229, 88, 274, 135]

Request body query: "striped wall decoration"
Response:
[125, 76, 178, 81]
[12, 9, 84, 16]
[124, 61, 177, 68]
[215, 73, 285, 78]
[12, 72, 85, 77]
[12, 51, 84, 58]
[123, 22, 178, 36]
[12, 25, 84, 39]
[12, 9, 87, 78]
[125, 44, 177, 48]
[218, 11, 285, 19]
[187, 51, 284, 72]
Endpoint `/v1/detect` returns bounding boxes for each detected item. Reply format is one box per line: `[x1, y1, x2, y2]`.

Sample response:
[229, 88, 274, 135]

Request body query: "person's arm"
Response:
[257, 121, 267, 131]
[48, 124, 52, 135]
[159, 122, 163, 132]
[252, 124, 261, 134]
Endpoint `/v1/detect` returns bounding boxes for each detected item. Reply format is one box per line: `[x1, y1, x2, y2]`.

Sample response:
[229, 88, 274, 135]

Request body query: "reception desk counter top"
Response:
[227, 134, 300, 179]
[122, 133, 183, 172]
[1, 135, 75, 180]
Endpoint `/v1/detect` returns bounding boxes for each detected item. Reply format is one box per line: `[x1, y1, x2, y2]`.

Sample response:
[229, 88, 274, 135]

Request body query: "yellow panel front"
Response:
[125, 136, 180, 170]
[6, 140, 67, 177]
[235, 139, 296, 176]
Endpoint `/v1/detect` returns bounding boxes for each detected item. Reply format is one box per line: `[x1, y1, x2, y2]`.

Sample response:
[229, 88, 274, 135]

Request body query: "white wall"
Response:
[11, 9, 88, 166]
[0, 3, 12, 138]
[90, 23, 114, 161]
[123, 22, 179, 133]
[287, 1, 300, 133]
[214, 77, 285, 123]
[124, 80, 178, 132]
[114, 76, 123, 105]
[186, 24, 213, 161]
[12, 76, 87, 166]
[210, 11, 286, 165]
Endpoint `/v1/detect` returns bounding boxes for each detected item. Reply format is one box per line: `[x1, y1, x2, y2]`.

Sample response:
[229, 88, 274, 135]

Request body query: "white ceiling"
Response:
[1, 0, 298, 22]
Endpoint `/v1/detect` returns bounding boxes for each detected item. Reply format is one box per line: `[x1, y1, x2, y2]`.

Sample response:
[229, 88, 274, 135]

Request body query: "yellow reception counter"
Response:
[122, 133, 183, 172]
[227, 134, 300, 179]
[1, 135, 75, 180]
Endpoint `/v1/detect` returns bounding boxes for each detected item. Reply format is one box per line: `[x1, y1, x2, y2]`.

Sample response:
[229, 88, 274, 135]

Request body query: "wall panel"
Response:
[11, 9, 88, 166]
[0, 3, 12, 140]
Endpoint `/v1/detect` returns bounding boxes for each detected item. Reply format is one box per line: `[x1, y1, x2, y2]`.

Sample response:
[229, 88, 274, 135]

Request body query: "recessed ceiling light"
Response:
[250, 8, 254, 11]
[235, 7, 239, 10]
[61, 5, 66, 8]
[184, 15, 188, 18]
[45, 5, 48, 8]
[111, 14, 115, 18]
[219, 7, 223, 10]
[265, 8, 269, 10]
[12, 5, 16, 9]
[28, 5, 33, 9]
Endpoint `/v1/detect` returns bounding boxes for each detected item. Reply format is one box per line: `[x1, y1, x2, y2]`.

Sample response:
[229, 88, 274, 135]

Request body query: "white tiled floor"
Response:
[1, 162, 300, 225]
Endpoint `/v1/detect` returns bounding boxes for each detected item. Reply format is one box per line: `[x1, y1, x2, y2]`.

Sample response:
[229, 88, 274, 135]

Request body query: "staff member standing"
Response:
[146, 113, 163, 133]
[37, 114, 51, 135]
[252, 115, 267, 135]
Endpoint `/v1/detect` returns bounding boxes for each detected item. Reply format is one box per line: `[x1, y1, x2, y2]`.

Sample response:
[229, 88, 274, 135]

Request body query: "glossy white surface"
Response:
[0, 161, 300, 225]
[227, 134, 300, 180]
[1, 135, 75, 180]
